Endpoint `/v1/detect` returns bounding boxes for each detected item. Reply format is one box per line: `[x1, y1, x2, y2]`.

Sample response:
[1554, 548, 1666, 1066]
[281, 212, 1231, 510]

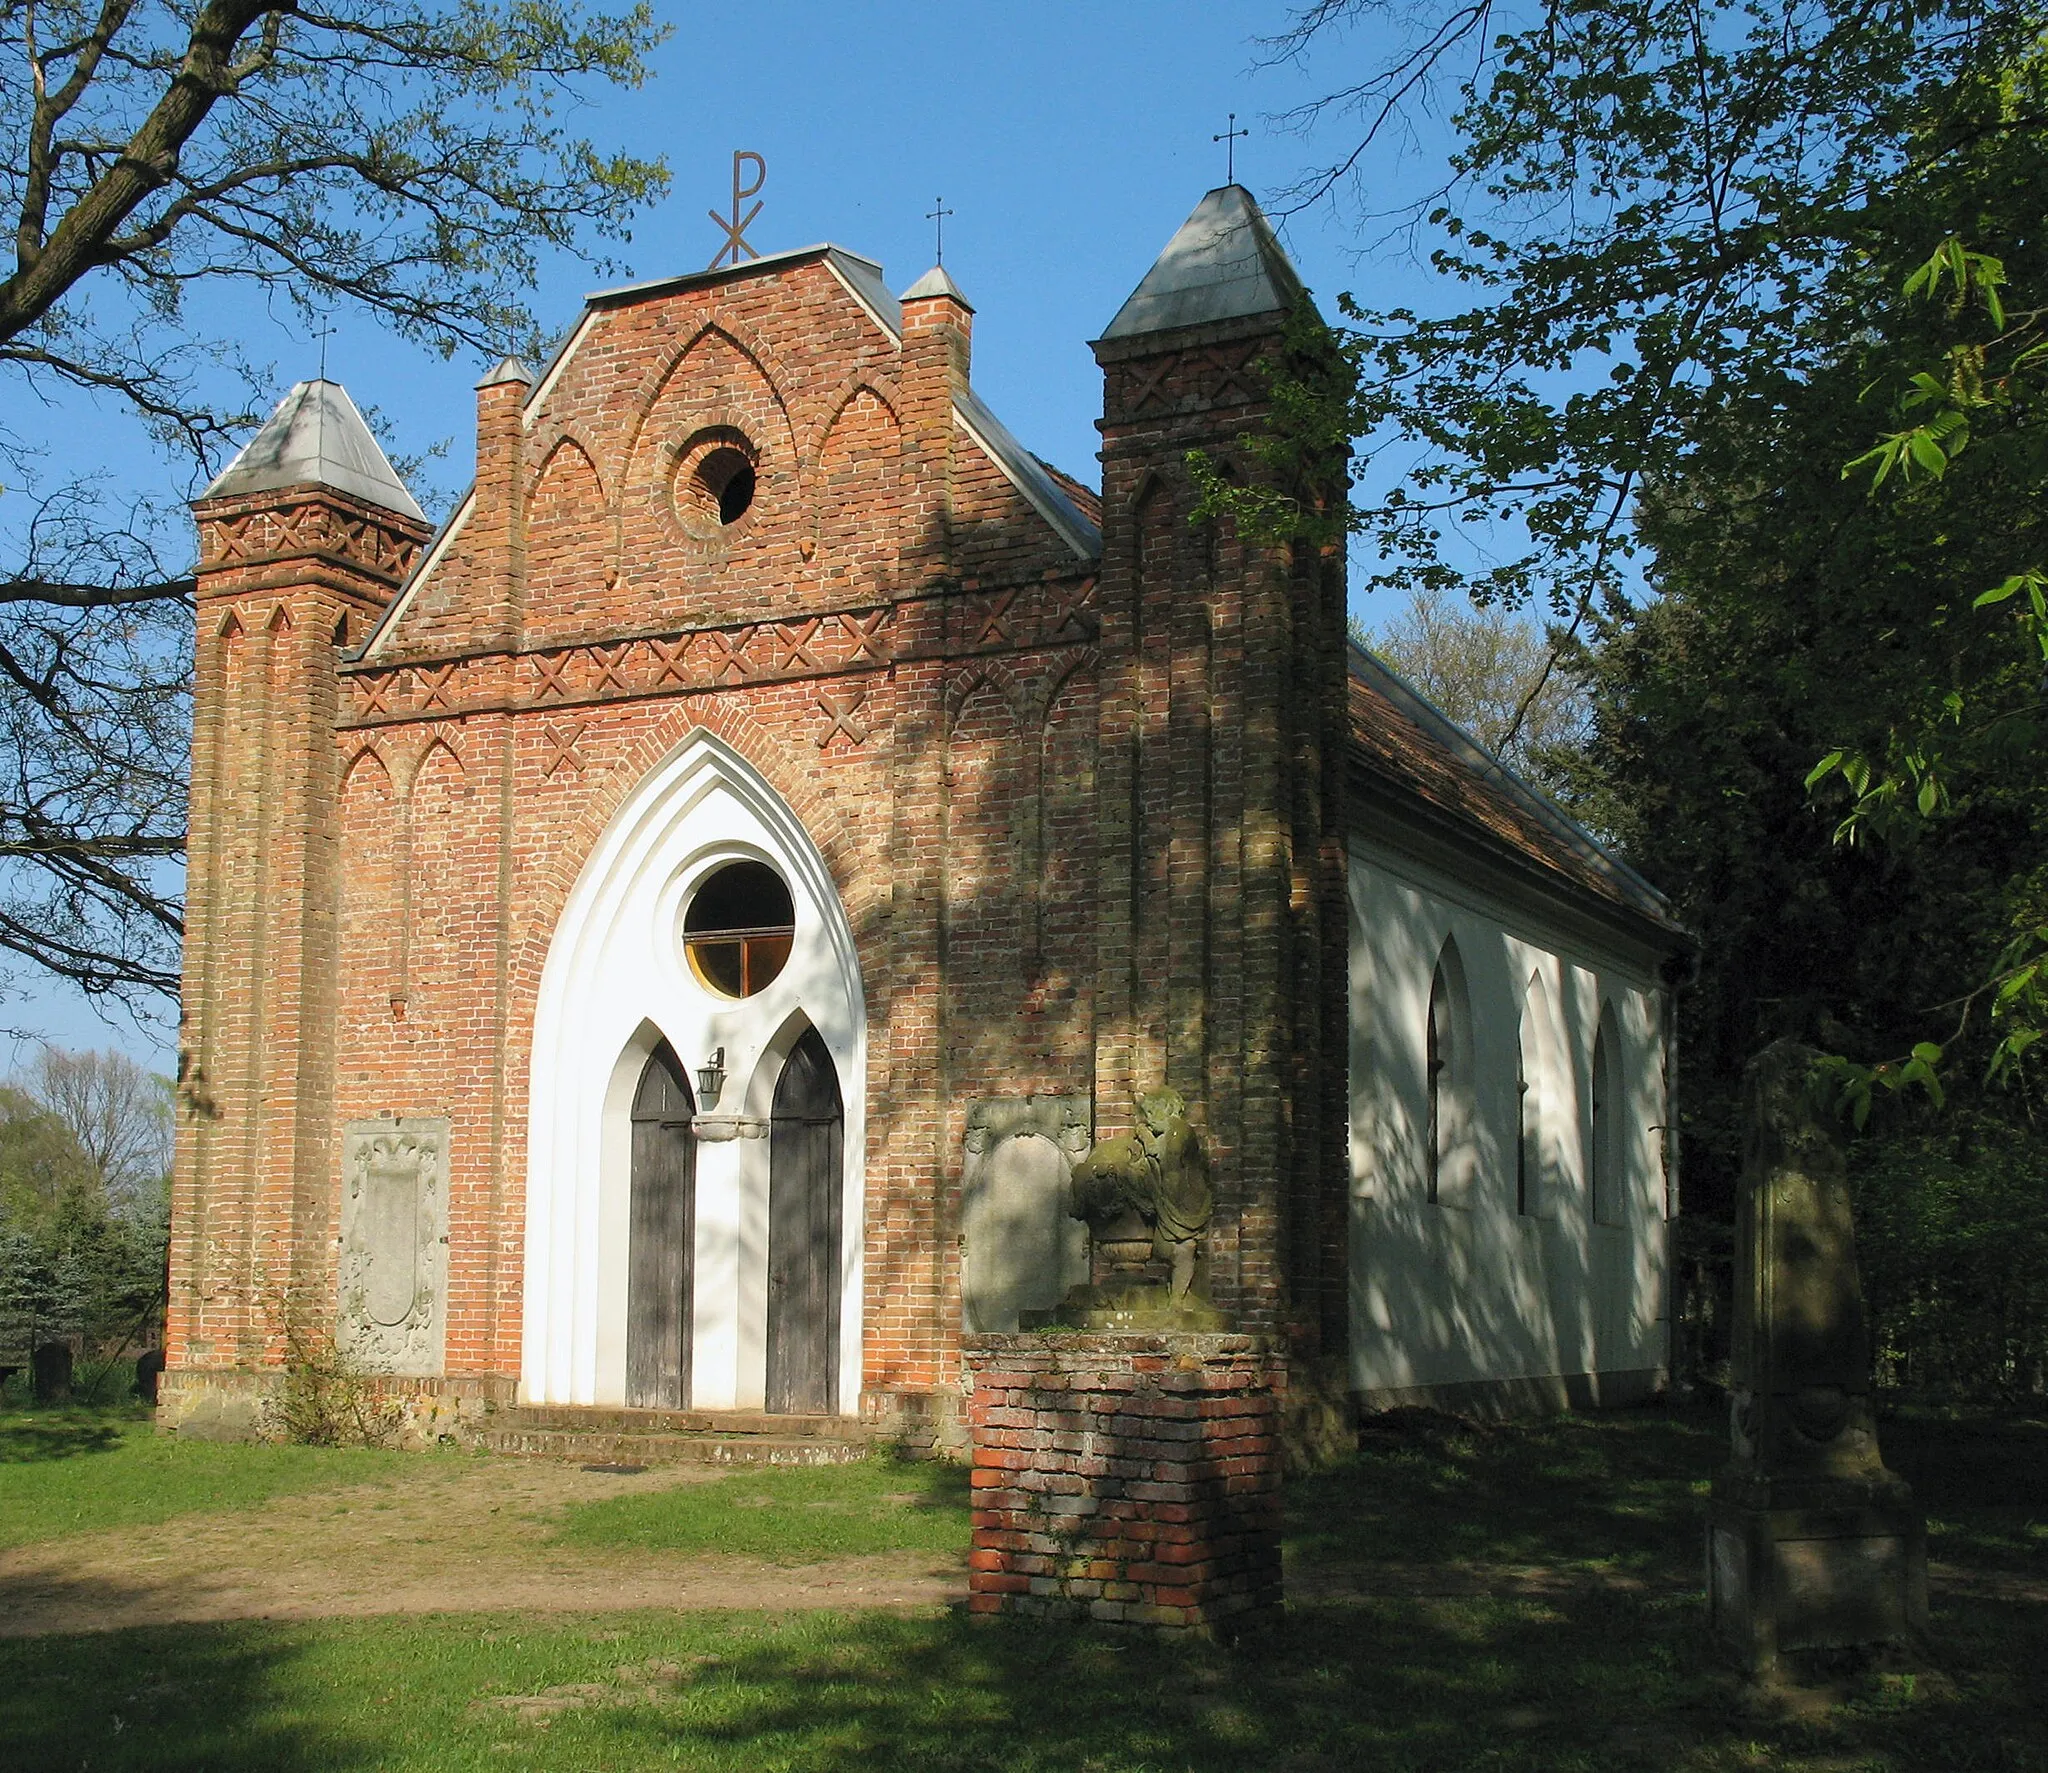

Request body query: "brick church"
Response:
[163, 186, 1688, 1444]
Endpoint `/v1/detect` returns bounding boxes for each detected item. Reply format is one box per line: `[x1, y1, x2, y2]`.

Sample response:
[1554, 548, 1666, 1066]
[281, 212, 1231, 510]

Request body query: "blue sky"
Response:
[9, 0, 1460, 1071]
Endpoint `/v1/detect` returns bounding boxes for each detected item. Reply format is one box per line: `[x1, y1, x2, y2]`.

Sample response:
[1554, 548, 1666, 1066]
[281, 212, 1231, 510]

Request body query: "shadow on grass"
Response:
[1288, 1401, 1723, 1583]
[1, 1604, 381, 1773]
[0, 1401, 143, 1464]
[1880, 1408, 2048, 1579]
[1, 1406, 2042, 1771]
[10, 1588, 2042, 1773]
[540, 1589, 2048, 1773]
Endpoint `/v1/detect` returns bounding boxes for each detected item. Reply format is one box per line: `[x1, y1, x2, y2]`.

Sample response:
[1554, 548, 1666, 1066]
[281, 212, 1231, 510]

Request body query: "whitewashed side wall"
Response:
[1348, 843, 1670, 1405]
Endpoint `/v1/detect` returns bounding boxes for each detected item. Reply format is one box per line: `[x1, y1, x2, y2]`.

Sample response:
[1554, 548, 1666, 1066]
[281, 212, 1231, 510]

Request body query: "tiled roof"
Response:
[1035, 460, 1102, 529]
[1347, 644, 1683, 941]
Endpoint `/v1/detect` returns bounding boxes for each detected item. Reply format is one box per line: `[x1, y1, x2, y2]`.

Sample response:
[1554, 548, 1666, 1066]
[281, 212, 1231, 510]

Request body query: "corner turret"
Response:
[168, 379, 431, 1421]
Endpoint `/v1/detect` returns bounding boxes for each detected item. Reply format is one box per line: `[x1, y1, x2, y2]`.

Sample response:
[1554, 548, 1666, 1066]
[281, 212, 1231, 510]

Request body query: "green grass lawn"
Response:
[1, 1401, 2042, 1772]
[552, 1454, 970, 1563]
[0, 1403, 408, 1550]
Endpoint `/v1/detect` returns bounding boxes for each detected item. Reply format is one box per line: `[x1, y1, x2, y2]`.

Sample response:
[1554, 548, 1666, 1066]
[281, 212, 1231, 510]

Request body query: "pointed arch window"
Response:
[1425, 939, 1473, 1204]
[1517, 972, 1559, 1219]
[1426, 966, 1447, 1203]
[1516, 1027, 1532, 1217]
[1590, 1007, 1625, 1225]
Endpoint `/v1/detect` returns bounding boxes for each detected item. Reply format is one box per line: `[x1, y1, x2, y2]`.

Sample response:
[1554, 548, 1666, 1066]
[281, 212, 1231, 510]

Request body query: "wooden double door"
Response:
[624, 1030, 843, 1415]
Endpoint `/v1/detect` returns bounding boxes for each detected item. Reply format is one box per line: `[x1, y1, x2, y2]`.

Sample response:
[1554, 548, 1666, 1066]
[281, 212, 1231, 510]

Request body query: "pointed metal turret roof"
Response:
[901, 264, 974, 309]
[201, 378, 425, 521]
[1100, 185, 1305, 341]
[476, 355, 535, 389]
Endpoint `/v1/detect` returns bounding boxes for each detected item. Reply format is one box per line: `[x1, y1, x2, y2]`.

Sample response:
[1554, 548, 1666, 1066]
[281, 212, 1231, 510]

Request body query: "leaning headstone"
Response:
[1706, 1040, 1927, 1671]
[134, 1347, 165, 1405]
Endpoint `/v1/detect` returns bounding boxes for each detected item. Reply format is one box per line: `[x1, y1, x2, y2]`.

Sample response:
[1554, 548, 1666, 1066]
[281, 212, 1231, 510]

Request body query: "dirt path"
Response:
[0, 1457, 965, 1638]
[8, 1453, 2030, 1639]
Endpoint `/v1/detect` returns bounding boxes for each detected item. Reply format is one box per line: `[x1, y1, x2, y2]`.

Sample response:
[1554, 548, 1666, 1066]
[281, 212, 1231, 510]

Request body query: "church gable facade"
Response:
[163, 188, 1685, 1442]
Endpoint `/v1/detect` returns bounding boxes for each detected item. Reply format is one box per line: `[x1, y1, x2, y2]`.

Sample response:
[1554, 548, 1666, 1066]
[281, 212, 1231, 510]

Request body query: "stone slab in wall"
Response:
[338, 1117, 450, 1376]
[960, 1096, 1091, 1333]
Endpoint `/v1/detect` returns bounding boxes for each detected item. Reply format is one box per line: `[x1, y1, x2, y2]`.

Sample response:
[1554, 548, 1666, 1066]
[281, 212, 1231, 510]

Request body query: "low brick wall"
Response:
[961, 1333, 1284, 1632]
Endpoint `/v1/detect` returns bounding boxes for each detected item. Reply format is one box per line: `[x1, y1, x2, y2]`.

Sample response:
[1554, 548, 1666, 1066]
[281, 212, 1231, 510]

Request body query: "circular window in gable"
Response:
[684, 859, 794, 998]
[673, 429, 759, 533]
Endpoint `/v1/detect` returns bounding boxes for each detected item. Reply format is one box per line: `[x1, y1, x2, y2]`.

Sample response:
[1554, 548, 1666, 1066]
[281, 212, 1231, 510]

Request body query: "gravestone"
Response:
[337, 1117, 451, 1375]
[1705, 1041, 1926, 1671]
[960, 1096, 1091, 1332]
[30, 1341, 73, 1402]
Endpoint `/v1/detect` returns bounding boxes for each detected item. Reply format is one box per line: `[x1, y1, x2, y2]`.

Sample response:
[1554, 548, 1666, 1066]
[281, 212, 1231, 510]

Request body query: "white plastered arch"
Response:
[522, 730, 866, 1412]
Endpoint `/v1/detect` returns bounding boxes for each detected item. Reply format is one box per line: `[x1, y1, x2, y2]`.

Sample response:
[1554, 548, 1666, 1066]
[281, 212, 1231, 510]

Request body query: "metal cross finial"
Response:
[926, 196, 955, 265]
[1214, 112, 1249, 184]
[312, 318, 334, 380]
[708, 151, 767, 270]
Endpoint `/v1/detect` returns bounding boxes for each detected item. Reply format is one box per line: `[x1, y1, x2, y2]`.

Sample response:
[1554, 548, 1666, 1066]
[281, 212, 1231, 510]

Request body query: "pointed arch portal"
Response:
[523, 730, 866, 1413]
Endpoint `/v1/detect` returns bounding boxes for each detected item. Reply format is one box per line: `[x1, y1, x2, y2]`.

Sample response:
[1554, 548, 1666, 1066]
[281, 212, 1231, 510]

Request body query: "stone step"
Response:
[478, 1424, 870, 1466]
[501, 1403, 856, 1440]
[476, 1404, 876, 1467]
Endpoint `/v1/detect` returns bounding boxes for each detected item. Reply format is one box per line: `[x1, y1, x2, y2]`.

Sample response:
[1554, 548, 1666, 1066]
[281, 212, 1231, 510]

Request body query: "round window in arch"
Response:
[683, 860, 795, 998]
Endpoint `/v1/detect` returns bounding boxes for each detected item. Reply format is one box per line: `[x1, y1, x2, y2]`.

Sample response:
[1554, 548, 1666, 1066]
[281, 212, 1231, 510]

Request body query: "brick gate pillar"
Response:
[961, 1333, 1285, 1633]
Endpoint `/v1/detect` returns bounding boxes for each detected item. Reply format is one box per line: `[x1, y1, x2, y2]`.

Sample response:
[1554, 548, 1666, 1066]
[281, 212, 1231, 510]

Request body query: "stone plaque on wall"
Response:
[338, 1118, 450, 1376]
[961, 1096, 1091, 1333]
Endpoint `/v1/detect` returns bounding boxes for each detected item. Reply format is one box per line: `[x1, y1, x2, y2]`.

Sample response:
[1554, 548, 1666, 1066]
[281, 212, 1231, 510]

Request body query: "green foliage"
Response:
[0, 1068, 167, 1376]
[1850, 1113, 2048, 1400]
[1523, 14, 2048, 1224]
[1799, 218, 2048, 1091]
[1184, 292, 1358, 550]
[553, 1455, 970, 1564]
[1277, 0, 2048, 621]
[267, 1319, 405, 1448]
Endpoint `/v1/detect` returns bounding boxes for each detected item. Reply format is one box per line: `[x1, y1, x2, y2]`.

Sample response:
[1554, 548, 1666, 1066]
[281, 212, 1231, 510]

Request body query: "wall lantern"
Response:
[696, 1047, 727, 1110]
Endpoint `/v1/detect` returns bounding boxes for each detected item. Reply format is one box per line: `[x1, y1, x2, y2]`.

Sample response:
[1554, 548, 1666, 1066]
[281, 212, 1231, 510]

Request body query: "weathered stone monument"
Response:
[960, 1096, 1092, 1333]
[336, 1118, 450, 1377]
[965, 1093, 1284, 1634]
[1026, 1089, 1226, 1332]
[1706, 1041, 1926, 1671]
